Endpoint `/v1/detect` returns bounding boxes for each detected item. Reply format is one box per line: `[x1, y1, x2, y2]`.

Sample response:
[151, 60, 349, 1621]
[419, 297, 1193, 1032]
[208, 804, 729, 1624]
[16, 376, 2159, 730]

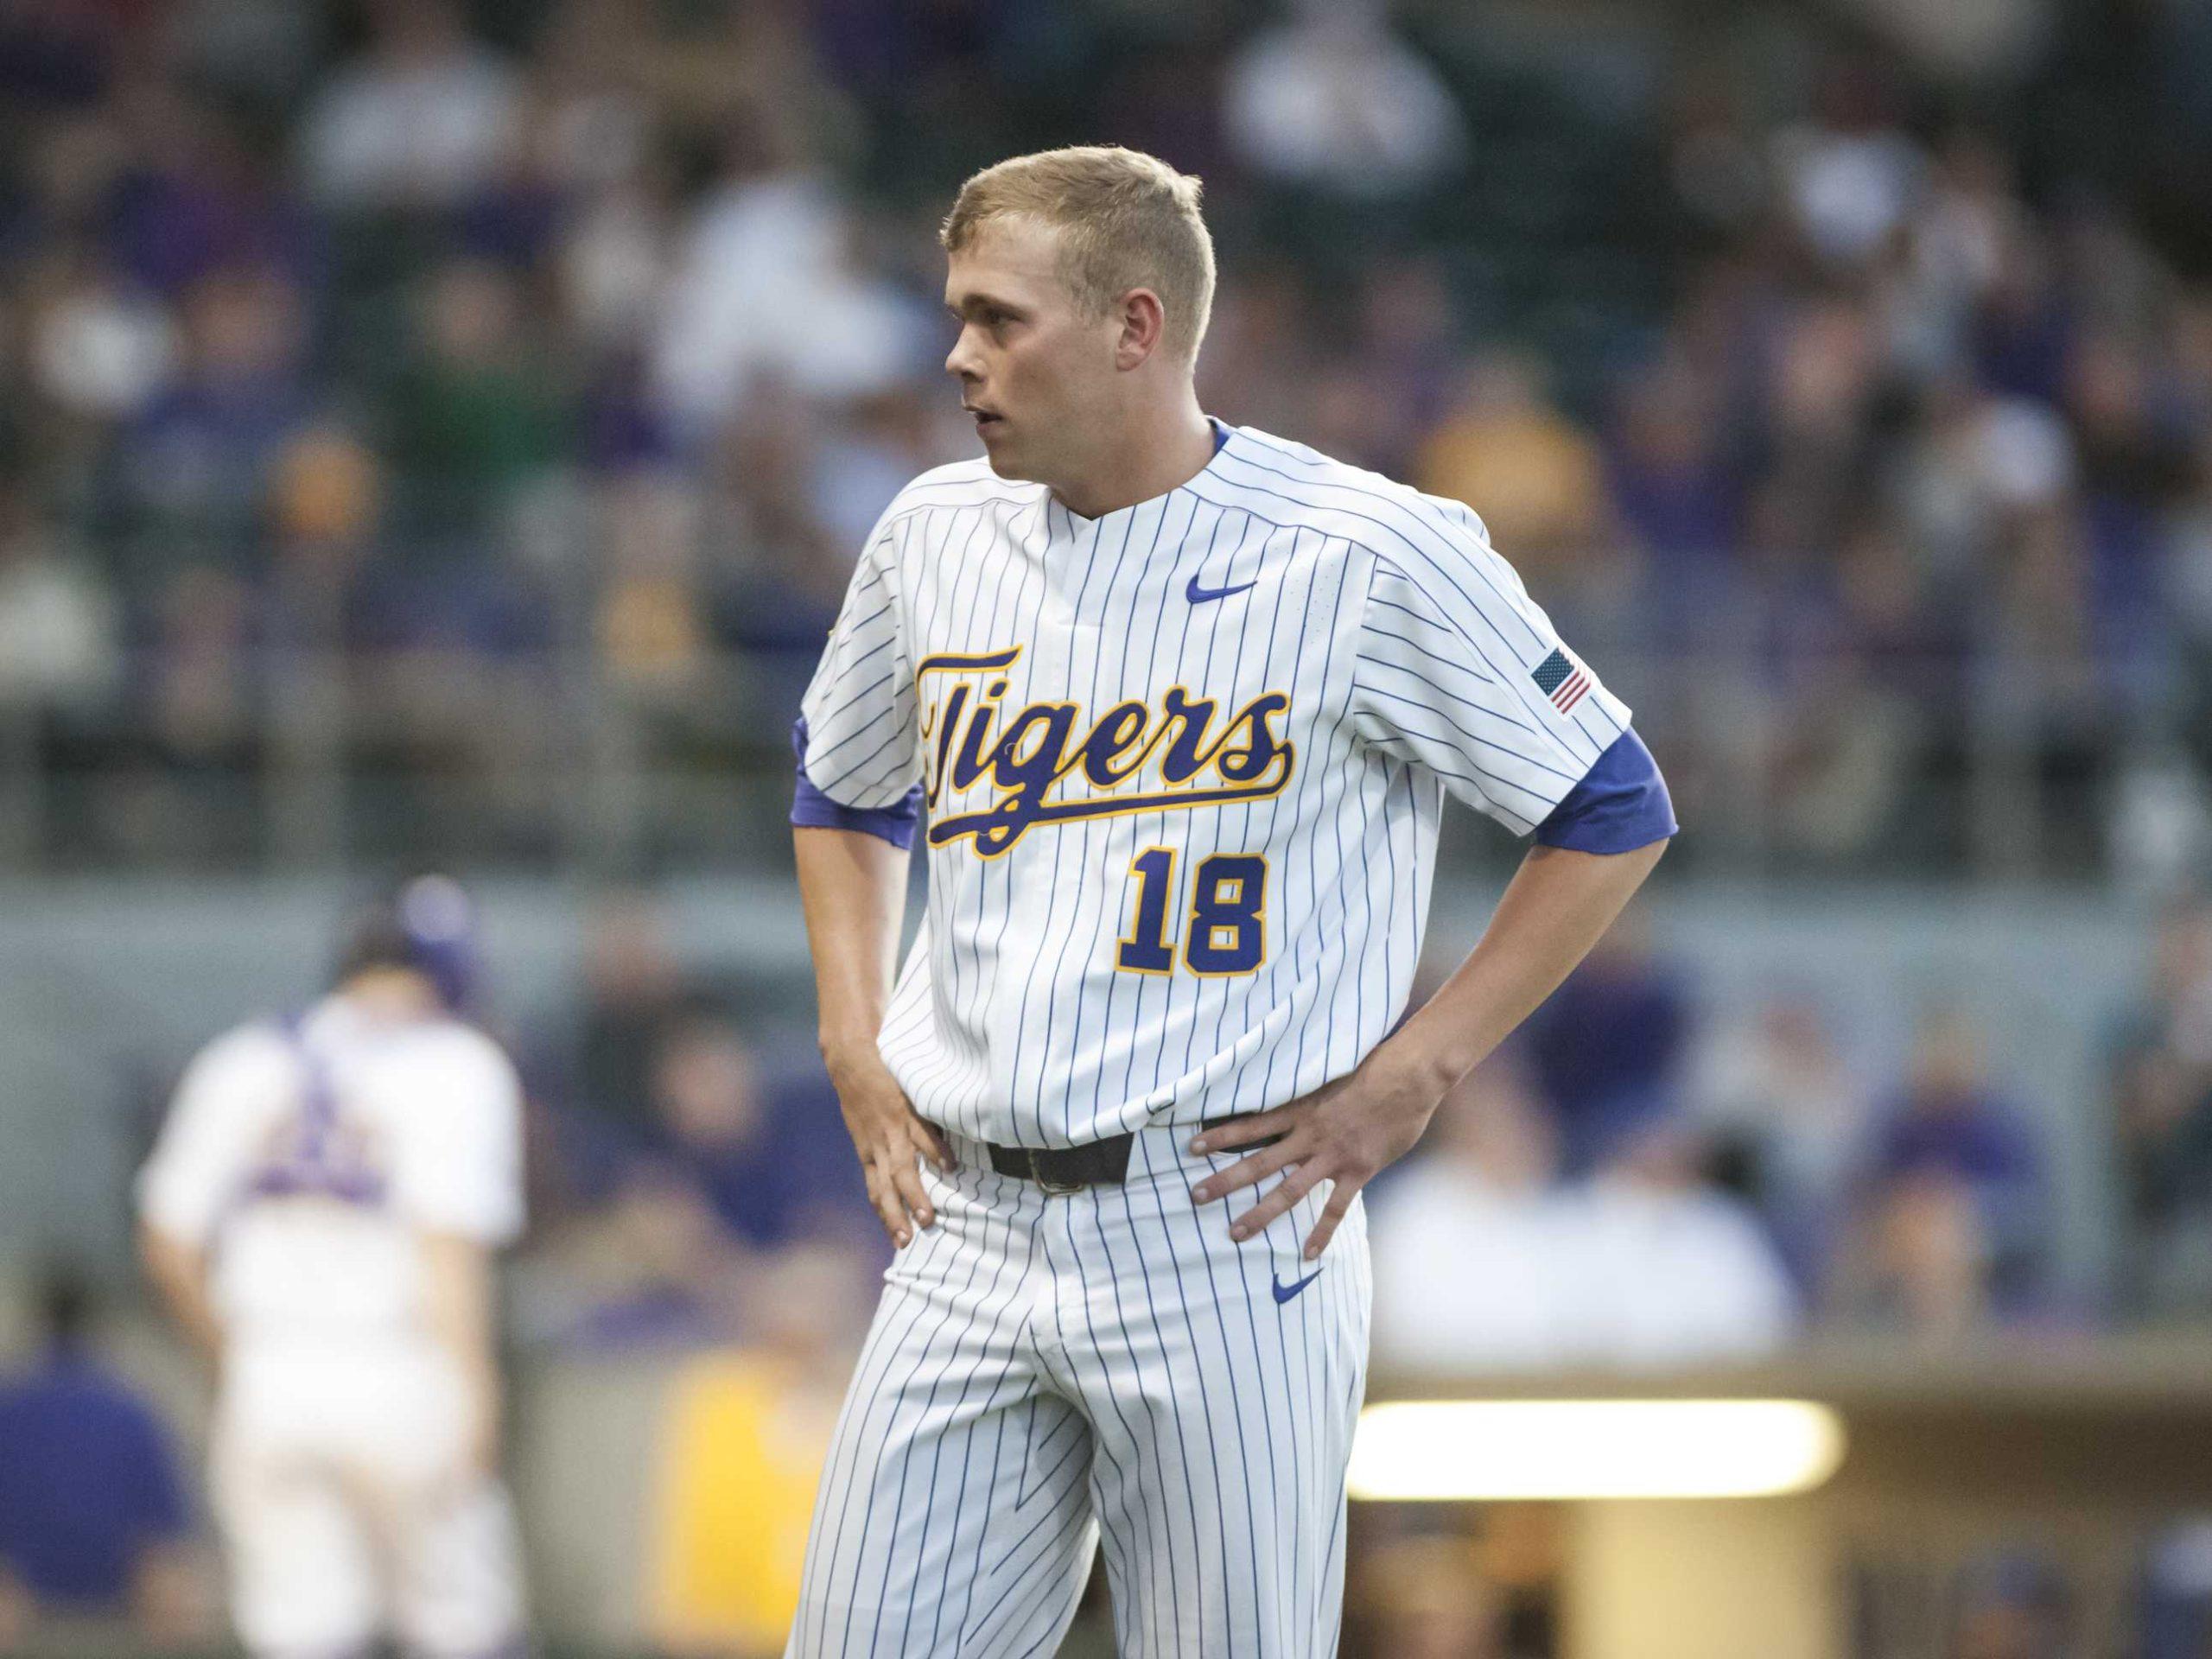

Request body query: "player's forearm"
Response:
[794, 825, 911, 1063]
[422, 1233, 497, 1368]
[421, 1233, 501, 1468]
[1382, 839, 1668, 1093]
[138, 1225, 223, 1370]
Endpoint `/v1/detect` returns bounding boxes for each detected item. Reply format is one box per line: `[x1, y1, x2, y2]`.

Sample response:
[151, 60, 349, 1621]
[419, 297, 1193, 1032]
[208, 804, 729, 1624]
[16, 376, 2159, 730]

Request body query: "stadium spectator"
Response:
[1600, 347, 1739, 583]
[1515, 906, 1691, 1176]
[1353, 1535, 1522, 1659]
[1693, 992, 1872, 1296]
[2109, 898, 2212, 1311]
[702, 389, 861, 727]
[1369, 1058, 1581, 1376]
[594, 466, 709, 701]
[1568, 1111, 1799, 1368]
[804, 383, 957, 555]
[1373, 1056, 1796, 1372]
[104, 84, 317, 302]
[647, 101, 923, 432]
[1840, 1007, 2050, 1332]
[644, 1240, 877, 1657]
[1346, 257, 1466, 467]
[513, 0, 655, 198]
[562, 889, 691, 1136]
[525, 888, 696, 1236]
[0, 1266, 206, 1645]
[558, 150, 680, 355]
[111, 264, 315, 571]
[22, 245, 176, 427]
[1416, 351, 1613, 596]
[1946, 1550, 2074, 1659]
[638, 1012, 870, 1255]
[1773, 58, 1924, 270]
[298, 0, 520, 213]
[0, 474, 118, 714]
[139, 563, 260, 795]
[1763, 525, 1940, 863]
[1193, 260, 1326, 445]
[524, 976, 876, 1349]
[267, 424, 383, 582]
[384, 257, 567, 536]
[1221, 0, 1465, 199]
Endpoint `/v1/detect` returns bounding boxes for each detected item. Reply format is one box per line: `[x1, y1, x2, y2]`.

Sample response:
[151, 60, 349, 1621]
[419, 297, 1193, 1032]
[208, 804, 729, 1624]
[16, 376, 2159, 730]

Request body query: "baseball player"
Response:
[789, 147, 1676, 1656]
[137, 878, 527, 1659]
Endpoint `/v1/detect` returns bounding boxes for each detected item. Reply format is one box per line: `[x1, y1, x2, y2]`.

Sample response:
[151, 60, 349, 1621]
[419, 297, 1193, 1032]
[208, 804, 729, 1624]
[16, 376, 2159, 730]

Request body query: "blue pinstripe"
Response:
[868, 1191, 1035, 1659]
[1052, 1205, 1168, 1646]
[841, 1209, 995, 1656]
[1186, 467, 1617, 763]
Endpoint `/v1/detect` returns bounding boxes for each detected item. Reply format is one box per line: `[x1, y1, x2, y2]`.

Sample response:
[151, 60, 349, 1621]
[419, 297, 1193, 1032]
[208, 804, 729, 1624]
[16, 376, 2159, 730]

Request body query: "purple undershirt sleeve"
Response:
[1533, 728, 1677, 855]
[791, 717, 922, 849]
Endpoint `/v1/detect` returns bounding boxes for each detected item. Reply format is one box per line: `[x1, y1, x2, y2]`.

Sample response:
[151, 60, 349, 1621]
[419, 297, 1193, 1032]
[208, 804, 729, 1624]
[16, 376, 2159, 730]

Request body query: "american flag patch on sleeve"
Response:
[1530, 648, 1591, 713]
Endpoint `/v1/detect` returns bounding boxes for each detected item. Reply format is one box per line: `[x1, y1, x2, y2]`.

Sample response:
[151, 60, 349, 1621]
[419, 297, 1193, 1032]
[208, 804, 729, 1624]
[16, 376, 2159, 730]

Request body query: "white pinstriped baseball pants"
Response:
[785, 1122, 1371, 1658]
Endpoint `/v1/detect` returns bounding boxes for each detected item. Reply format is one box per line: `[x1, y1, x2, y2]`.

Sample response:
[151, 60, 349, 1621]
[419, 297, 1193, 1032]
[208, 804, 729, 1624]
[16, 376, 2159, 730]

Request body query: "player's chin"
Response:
[977, 429, 1030, 479]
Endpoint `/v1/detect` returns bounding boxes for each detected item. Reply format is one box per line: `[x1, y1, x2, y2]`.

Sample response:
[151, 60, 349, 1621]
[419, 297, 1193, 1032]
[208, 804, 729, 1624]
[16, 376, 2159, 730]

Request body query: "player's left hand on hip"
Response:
[1185, 1052, 1443, 1260]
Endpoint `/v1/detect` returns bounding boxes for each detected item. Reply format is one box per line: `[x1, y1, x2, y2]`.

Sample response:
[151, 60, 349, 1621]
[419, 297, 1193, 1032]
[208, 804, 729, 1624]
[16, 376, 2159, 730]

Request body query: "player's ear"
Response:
[1114, 288, 1167, 371]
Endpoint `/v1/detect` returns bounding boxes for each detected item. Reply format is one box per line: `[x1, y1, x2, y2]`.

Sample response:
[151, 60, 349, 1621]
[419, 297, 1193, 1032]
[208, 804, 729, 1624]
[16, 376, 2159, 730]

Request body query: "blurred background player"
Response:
[135, 875, 528, 1659]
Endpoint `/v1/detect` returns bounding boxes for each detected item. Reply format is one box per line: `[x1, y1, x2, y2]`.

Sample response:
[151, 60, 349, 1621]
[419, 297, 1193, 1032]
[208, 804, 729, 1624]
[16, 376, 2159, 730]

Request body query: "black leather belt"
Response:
[982, 1116, 1285, 1194]
[988, 1135, 1134, 1193]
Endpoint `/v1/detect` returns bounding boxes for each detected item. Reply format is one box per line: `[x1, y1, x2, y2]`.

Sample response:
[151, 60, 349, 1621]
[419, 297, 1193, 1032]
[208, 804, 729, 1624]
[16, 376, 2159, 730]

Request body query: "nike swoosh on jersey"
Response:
[1272, 1268, 1323, 1304]
[1185, 573, 1257, 604]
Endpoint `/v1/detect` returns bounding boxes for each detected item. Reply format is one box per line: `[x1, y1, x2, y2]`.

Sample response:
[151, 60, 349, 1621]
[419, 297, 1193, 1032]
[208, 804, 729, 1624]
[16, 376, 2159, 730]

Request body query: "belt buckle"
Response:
[1028, 1151, 1083, 1196]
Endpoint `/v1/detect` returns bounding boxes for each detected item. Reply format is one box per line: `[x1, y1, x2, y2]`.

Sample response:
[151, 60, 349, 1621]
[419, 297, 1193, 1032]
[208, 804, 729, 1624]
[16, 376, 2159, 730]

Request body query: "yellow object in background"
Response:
[646, 1351, 841, 1655]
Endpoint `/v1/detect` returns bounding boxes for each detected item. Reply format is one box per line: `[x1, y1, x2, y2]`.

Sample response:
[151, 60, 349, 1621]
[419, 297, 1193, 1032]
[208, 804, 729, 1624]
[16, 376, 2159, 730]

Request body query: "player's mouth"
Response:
[964, 404, 1006, 435]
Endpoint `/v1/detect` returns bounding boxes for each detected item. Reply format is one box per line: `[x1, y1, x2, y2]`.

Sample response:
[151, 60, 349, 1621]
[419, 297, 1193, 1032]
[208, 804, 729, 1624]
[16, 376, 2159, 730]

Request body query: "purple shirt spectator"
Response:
[1865, 1013, 2049, 1300]
[680, 1065, 877, 1252]
[0, 1338, 189, 1611]
[1870, 1090, 2042, 1190]
[1518, 923, 1690, 1174]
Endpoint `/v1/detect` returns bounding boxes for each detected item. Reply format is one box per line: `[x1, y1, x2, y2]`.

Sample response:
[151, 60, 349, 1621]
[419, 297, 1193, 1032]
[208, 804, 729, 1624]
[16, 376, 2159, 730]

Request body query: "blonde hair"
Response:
[941, 146, 1217, 361]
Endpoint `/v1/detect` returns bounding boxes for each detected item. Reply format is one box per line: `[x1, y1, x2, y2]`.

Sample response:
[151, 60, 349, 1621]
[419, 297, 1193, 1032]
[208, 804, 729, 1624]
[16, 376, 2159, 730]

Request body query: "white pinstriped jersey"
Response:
[799, 422, 1630, 1148]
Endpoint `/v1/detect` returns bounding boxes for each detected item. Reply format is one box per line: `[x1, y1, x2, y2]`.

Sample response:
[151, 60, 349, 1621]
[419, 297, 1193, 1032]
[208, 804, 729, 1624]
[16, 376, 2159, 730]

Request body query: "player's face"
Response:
[944, 218, 1122, 486]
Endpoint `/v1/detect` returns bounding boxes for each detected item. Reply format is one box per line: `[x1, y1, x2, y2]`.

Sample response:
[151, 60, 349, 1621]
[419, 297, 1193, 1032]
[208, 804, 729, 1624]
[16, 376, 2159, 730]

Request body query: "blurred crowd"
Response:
[495, 891, 2044, 1374]
[1368, 908, 2060, 1377]
[507, 891, 887, 1354]
[448, 877, 2212, 1376]
[13, 0, 2212, 1651]
[0, 0, 2210, 873]
[13, 883, 2212, 1653]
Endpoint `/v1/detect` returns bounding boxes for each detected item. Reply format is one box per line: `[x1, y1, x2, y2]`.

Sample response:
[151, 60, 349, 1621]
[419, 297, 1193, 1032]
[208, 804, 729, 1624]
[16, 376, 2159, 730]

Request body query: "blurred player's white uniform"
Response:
[137, 994, 526, 1659]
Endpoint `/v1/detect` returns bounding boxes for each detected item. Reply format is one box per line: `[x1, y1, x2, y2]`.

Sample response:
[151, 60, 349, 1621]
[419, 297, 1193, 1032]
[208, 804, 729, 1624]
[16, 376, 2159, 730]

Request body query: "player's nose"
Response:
[944, 324, 982, 381]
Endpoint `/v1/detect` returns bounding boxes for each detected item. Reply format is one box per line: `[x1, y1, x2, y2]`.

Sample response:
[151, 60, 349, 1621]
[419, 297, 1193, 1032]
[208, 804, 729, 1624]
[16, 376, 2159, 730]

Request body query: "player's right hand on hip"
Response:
[826, 1044, 954, 1248]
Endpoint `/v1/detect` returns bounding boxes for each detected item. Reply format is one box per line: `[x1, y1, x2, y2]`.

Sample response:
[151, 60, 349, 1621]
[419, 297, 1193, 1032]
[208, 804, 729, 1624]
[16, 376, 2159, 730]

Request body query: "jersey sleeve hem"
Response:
[1532, 728, 1679, 854]
[791, 717, 921, 849]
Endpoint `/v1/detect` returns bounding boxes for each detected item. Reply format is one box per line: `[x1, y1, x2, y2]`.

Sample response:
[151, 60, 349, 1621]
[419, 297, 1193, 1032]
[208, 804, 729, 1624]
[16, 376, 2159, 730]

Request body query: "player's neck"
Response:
[336, 970, 442, 1022]
[1048, 397, 1216, 522]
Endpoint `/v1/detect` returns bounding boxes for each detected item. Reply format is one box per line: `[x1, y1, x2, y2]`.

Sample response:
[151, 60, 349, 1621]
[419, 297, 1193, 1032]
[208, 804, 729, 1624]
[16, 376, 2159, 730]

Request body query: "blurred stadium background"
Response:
[7, 0, 2212, 1655]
